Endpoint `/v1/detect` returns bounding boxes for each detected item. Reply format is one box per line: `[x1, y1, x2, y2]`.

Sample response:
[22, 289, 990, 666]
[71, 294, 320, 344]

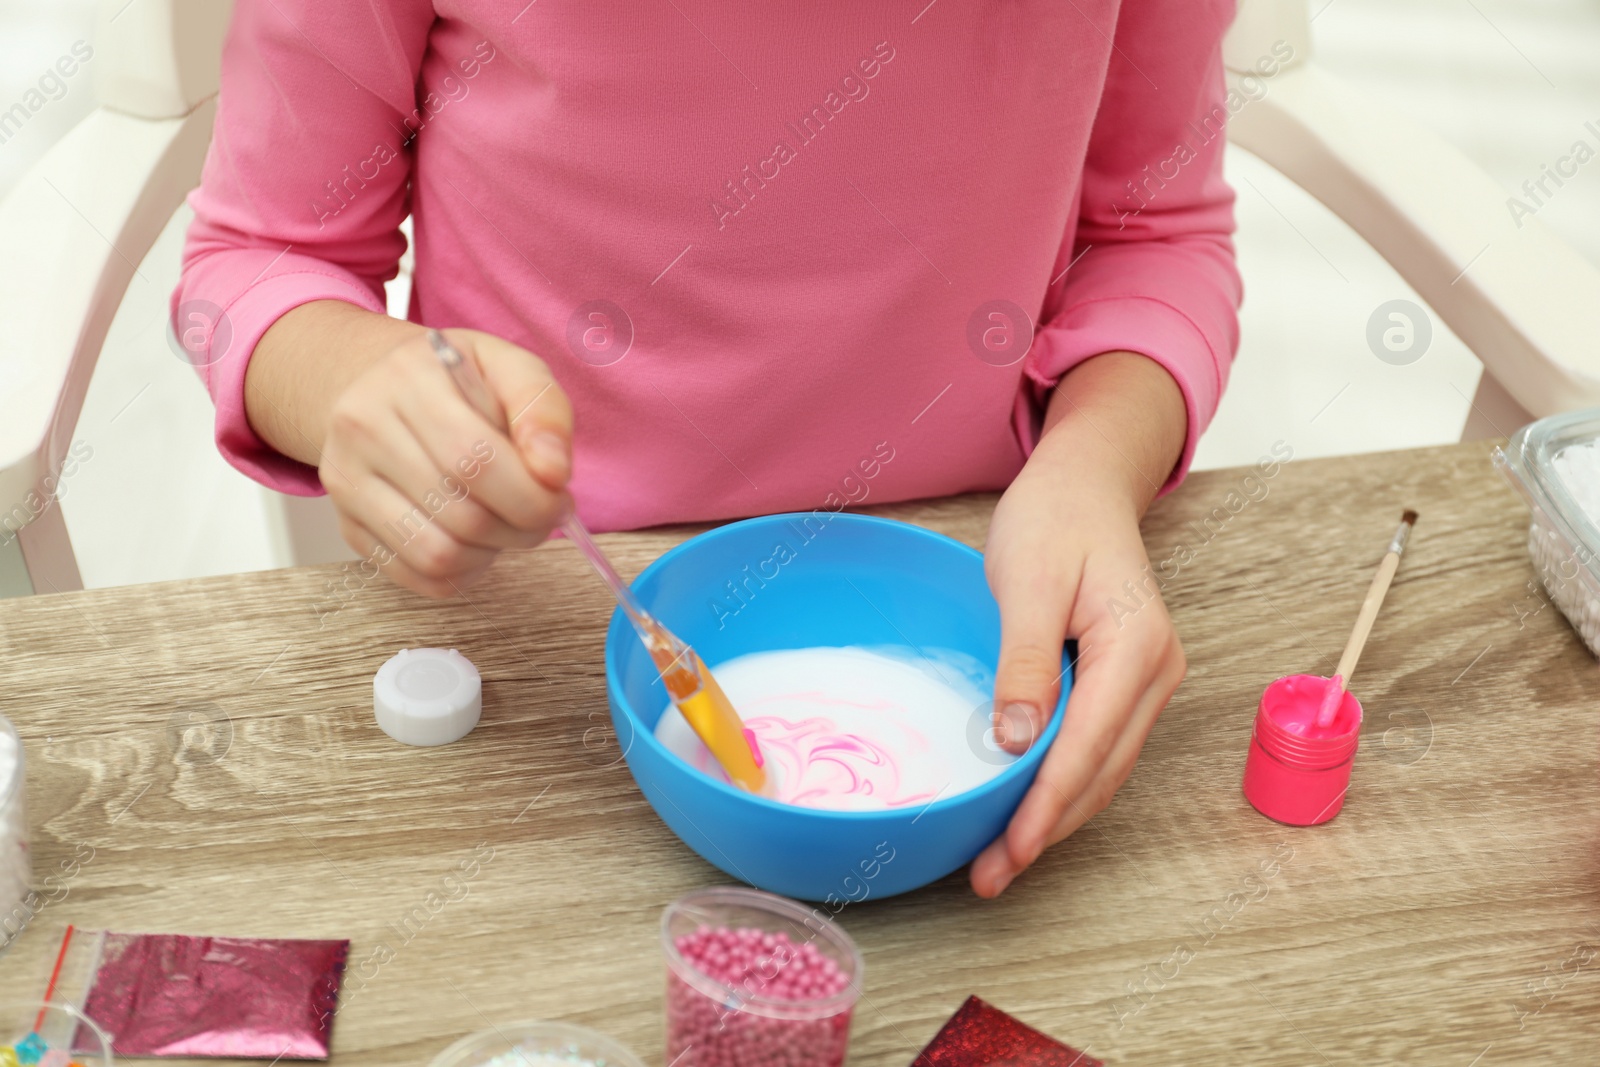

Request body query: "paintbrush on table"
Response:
[1315, 509, 1419, 728]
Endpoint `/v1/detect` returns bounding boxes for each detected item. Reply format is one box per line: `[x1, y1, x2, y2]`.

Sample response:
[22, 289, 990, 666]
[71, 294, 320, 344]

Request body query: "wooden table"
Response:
[0, 440, 1596, 1065]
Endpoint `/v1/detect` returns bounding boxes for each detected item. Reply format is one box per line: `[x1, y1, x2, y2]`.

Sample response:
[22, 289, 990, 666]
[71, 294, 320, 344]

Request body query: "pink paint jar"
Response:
[662, 887, 863, 1067]
[1242, 674, 1363, 826]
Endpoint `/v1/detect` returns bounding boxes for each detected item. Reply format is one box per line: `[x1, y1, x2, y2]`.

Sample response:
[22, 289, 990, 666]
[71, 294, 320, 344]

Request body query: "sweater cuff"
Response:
[194, 270, 387, 497]
[1019, 294, 1223, 496]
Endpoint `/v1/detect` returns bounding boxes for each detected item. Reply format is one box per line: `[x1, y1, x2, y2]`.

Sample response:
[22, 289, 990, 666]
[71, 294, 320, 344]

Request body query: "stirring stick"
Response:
[1315, 509, 1418, 728]
[426, 331, 767, 792]
[34, 923, 74, 1032]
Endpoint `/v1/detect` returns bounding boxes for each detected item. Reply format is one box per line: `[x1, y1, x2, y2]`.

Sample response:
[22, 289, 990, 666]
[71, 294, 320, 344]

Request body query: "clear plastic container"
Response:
[0, 716, 29, 953]
[0, 1001, 113, 1066]
[1495, 408, 1600, 657]
[429, 1020, 647, 1067]
[662, 887, 864, 1067]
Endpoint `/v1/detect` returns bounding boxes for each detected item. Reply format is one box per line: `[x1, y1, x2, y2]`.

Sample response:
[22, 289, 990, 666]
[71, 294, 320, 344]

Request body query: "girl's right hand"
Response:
[319, 327, 574, 597]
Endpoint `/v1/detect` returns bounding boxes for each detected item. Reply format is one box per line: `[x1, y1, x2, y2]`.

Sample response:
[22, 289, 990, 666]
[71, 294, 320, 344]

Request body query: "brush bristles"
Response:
[1388, 509, 1419, 556]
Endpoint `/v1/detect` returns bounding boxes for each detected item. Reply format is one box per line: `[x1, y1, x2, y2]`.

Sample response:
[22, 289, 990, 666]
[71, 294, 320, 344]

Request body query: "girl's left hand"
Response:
[969, 351, 1191, 898]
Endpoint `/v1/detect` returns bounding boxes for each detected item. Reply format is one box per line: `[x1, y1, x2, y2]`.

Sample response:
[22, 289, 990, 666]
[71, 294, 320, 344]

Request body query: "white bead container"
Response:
[1496, 409, 1600, 658]
[0, 717, 30, 951]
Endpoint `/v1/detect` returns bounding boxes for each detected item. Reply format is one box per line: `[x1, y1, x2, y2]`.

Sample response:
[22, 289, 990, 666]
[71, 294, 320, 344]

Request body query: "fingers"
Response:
[971, 627, 1185, 898]
[337, 515, 494, 599]
[471, 332, 575, 490]
[990, 570, 1076, 756]
[330, 465, 499, 585]
[320, 328, 578, 598]
[970, 823, 1022, 899]
[358, 424, 545, 551]
[1007, 633, 1154, 855]
[388, 354, 567, 536]
[1034, 638, 1183, 844]
[970, 671, 1166, 899]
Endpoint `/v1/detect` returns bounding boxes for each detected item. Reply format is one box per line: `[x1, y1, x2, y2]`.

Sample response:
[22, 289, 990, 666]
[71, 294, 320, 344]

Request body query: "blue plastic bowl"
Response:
[605, 513, 1070, 902]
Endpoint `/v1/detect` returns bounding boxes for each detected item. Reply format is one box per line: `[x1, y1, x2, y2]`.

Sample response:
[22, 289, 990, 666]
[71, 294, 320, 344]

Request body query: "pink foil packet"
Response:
[74, 932, 349, 1060]
[911, 996, 1103, 1067]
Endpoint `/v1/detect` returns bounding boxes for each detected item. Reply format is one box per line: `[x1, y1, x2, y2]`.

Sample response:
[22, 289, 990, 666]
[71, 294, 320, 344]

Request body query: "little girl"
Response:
[176, 0, 1241, 896]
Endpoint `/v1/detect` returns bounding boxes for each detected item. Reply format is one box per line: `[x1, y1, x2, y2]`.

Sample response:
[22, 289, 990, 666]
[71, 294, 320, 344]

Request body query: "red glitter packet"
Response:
[911, 996, 1102, 1067]
[72, 932, 349, 1060]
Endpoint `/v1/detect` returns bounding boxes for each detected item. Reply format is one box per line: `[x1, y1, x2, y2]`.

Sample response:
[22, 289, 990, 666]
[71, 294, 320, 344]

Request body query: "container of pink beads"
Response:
[662, 887, 864, 1067]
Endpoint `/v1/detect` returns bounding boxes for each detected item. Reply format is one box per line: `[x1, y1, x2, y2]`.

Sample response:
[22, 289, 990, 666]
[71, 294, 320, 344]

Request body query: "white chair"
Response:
[3, 0, 1598, 597]
[1222, 3, 1600, 438]
[0, 0, 347, 598]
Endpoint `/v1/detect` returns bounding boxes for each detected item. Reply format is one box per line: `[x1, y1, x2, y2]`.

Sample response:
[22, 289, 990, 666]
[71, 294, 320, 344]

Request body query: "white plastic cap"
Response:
[374, 648, 482, 746]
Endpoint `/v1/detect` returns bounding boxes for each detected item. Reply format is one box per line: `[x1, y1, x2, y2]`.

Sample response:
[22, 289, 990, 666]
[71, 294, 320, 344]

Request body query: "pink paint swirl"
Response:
[655, 647, 1012, 812]
[673, 691, 941, 810]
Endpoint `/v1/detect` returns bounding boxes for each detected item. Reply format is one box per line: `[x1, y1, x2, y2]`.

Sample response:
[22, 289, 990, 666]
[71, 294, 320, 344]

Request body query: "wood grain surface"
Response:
[0, 440, 1596, 1066]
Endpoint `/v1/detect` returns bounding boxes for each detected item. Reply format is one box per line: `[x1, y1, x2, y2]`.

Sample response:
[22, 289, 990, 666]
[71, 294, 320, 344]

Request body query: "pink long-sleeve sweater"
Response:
[176, 0, 1242, 532]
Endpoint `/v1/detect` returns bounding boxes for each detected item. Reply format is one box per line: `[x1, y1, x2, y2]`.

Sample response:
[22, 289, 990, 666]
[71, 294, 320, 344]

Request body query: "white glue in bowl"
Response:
[0, 717, 29, 952]
[1497, 409, 1600, 658]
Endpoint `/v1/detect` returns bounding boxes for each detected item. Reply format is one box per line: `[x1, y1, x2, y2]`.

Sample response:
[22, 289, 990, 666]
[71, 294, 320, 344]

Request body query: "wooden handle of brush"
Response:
[1334, 551, 1400, 684]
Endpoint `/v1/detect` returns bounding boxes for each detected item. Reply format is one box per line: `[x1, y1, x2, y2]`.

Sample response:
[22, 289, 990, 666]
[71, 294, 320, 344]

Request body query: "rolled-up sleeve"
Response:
[174, 0, 436, 494]
[1024, 0, 1243, 493]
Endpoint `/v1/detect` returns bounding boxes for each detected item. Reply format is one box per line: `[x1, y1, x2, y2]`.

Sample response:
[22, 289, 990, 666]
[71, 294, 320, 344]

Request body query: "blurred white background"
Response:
[2, 0, 1598, 588]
